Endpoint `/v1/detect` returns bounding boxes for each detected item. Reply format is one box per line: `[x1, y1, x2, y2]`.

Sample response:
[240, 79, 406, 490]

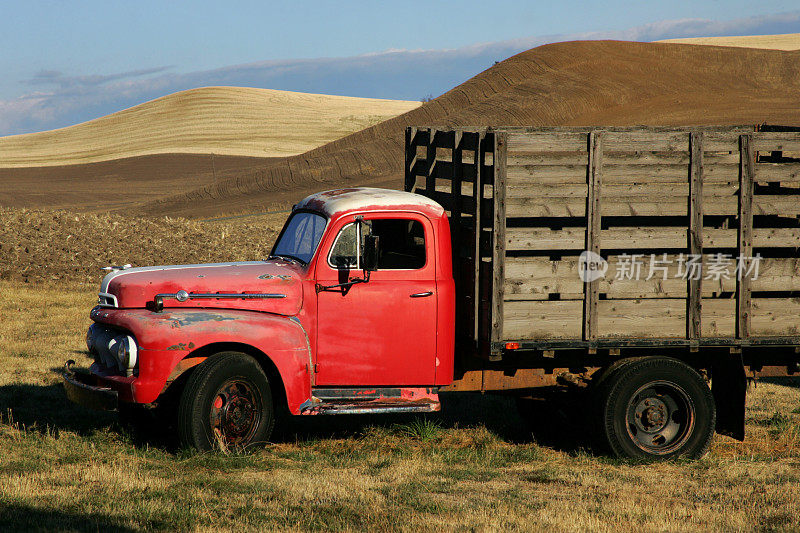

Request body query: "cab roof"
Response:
[294, 187, 445, 218]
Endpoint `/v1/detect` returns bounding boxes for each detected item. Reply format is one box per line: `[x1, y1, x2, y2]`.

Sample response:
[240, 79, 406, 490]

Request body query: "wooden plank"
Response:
[506, 152, 588, 166]
[584, 131, 602, 340]
[751, 298, 800, 336]
[505, 194, 800, 218]
[503, 255, 800, 300]
[504, 182, 737, 199]
[688, 132, 704, 339]
[753, 133, 800, 152]
[598, 299, 686, 338]
[505, 227, 800, 251]
[490, 132, 508, 356]
[473, 132, 484, 343]
[702, 299, 735, 337]
[404, 127, 416, 192]
[502, 296, 800, 341]
[754, 162, 800, 184]
[506, 132, 588, 152]
[738, 134, 754, 339]
[425, 128, 437, 196]
[603, 131, 689, 152]
[503, 300, 583, 339]
[451, 130, 464, 263]
[506, 164, 587, 184]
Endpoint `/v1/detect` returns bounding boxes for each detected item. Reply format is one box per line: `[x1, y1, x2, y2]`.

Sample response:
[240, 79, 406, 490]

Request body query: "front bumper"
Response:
[62, 360, 118, 411]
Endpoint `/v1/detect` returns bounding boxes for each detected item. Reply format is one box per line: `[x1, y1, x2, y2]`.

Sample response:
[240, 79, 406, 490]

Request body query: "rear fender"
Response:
[90, 307, 313, 413]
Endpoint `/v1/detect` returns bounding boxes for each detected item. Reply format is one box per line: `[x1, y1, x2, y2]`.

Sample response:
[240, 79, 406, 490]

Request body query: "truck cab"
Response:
[64, 188, 455, 450]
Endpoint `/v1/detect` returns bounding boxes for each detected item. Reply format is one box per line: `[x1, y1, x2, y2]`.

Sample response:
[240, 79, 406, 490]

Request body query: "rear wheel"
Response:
[178, 351, 274, 451]
[595, 357, 715, 460]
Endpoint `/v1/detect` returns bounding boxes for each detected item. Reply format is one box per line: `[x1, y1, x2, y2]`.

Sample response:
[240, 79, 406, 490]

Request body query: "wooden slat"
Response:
[404, 127, 416, 192]
[754, 162, 800, 184]
[451, 130, 464, 262]
[688, 132, 703, 339]
[584, 131, 602, 340]
[503, 256, 800, 300]
[753, 133, 800, 152]
[506, 194, 800, 218]
[491, 132, 508, 355]
[598, 299, 686, 338]
[506, 152, 588, 166]
[503, 300, 583, 339]
[704, 130, 755, 152]
[702, 299, 735, 337]
[751, 298, 800, 336]
[506, 227, 800, 251]
[506, 132, 588, 152]
[503, 297, 800, 340]
[738, 135, 754, 339]
[473, 132, 484, 342]
[603, 131, 689, 152]
[425, 128, 436, 196]
[504, 182, 738, 199]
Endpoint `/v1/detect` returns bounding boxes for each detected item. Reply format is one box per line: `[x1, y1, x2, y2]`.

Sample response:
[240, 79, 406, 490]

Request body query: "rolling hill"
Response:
[0, 86, 421, 168]
[4, 39, 800, 219]
[658, 33, 800, 50]
[140, 39, 800, 218]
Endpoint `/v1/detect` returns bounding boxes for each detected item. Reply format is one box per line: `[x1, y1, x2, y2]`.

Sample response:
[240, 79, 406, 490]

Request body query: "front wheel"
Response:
[178, 351, 274, 451]
[595, 357, 715, 460]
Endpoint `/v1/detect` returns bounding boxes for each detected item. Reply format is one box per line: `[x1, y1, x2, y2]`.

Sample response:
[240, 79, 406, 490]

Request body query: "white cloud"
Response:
[1, 11, 799, 136]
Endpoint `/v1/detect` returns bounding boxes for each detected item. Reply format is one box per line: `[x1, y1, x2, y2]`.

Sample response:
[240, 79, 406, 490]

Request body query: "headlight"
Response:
[113, 335, 138, 376]
[86, 324, 96, 353]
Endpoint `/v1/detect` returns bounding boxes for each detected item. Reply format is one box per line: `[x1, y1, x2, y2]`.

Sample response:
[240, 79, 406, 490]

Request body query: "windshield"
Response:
[271, 211, 327, 264]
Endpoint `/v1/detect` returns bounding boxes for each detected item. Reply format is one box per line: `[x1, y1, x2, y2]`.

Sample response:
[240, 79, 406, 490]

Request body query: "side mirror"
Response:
[362, 235, 380, 272]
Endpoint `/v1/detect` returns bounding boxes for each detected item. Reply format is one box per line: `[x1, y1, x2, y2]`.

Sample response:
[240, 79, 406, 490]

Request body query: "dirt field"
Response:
[0, 280, 798, 531]
[0, 207, 284, 283]
[658, 33, 800, 50]
[0, 154, 278, 212]
[0, 87, 421, 167]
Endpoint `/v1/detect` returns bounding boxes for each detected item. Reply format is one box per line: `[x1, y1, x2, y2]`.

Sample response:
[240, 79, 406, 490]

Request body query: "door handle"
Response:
[410, 291, 433, 298]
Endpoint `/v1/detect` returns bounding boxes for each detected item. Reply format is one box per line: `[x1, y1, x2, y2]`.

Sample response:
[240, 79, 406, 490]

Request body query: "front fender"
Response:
[90, 307, 313, 412]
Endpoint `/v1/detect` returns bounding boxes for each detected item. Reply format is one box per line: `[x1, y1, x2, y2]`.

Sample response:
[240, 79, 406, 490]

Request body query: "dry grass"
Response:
[657, 33, 800, 51]
[0, 87, 421, 167]
[1, 280, 799, 531]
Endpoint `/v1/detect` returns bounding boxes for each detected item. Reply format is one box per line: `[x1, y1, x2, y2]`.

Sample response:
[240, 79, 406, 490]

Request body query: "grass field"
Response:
[0, 87, 421, 167]
[1, 280, 799, 531]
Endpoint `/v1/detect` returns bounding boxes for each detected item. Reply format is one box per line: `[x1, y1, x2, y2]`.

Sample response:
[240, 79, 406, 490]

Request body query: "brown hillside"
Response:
[0, 153, 274, 211]
[142, 40, 800, 218]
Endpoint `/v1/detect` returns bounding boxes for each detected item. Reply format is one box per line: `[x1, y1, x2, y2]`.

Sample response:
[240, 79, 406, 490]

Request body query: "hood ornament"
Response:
[102, 264, 132, 272]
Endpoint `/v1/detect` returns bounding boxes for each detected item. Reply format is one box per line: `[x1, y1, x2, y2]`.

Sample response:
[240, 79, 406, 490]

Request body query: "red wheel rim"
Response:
[209, 379, 261, 446]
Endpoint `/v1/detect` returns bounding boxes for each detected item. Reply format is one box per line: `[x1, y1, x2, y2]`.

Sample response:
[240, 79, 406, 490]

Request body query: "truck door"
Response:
[315, 213, 437, 386]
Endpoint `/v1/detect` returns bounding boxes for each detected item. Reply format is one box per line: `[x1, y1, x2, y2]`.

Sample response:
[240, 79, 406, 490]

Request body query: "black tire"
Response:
[177, 351, 274, 451]
[594, 357, 715, 460]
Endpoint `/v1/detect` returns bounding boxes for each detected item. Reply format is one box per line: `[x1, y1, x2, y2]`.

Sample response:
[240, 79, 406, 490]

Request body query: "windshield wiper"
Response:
[269, 254, 305, 265]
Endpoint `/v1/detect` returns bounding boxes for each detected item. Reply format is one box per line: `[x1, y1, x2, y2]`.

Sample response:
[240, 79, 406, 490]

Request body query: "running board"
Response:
[309, 387, 440, 415]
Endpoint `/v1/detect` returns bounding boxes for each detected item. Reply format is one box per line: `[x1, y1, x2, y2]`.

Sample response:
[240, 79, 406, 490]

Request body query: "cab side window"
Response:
[328, 223, 359, 268]
[373, 219, 426, 270]
[328, 218, 426, 270]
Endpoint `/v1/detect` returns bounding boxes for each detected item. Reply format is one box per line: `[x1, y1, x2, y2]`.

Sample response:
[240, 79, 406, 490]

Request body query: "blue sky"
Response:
[1, 1, 799, 135]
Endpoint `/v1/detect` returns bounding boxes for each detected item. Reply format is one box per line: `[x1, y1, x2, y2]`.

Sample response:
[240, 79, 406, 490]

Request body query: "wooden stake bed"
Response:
[405, 126, 800, 358]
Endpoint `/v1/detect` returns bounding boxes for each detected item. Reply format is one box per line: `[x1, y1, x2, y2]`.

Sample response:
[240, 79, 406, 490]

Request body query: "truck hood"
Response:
[101, 260, 304, 315]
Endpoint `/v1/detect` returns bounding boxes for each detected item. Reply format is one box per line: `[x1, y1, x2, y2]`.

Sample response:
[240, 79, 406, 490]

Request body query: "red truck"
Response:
[64, 126, 800, 459]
